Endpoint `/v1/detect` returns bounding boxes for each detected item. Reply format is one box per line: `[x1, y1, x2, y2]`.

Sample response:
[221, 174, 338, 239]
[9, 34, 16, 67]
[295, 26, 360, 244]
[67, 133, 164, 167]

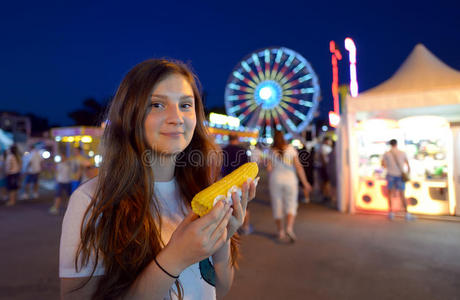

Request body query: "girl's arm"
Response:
[212, 179, 257, 298]
[124, 202, 233, 300]
[212, 240, 234, 298]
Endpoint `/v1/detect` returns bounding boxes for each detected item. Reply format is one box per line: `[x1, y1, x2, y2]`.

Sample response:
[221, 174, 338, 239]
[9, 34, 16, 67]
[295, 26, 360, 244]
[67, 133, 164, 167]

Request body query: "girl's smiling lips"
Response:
[160, 132, 184, 137]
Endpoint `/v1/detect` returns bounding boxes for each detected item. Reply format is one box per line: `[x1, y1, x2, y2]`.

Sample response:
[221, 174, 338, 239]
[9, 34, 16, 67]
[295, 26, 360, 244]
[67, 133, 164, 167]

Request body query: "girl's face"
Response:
[144, 73, 197, 155]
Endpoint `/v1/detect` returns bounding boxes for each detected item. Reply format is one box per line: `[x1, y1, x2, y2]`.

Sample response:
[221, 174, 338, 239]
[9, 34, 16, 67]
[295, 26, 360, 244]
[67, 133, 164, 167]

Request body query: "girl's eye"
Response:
[182, 103, 193, 109]
[150, 102, 164, 109]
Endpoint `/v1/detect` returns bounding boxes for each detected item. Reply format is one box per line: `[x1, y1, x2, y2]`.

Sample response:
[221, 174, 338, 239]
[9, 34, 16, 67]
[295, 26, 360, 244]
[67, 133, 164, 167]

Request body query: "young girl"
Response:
[59, 59, 257, 299]
[267, 130, 311, 242]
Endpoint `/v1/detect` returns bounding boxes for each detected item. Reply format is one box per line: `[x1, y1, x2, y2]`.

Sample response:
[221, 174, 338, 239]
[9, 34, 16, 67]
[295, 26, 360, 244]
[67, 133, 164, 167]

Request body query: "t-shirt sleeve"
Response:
[59, 181, 105, 278]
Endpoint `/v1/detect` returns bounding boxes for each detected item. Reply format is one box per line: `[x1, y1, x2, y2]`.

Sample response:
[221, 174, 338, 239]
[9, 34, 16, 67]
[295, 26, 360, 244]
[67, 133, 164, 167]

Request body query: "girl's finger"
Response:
[248, 179, 257, 201]
[231, 190, 244, 222]
[240, 181, 250, 211]
[210, 206, 233, 245]
[197, 200, 229, 231]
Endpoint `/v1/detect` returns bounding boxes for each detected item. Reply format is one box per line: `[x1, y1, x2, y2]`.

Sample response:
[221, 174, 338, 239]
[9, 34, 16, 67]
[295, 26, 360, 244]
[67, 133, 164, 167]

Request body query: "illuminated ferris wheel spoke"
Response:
[275, 65, 288, 82]
[271, 108, 280, 125]
[264, 49, 272, 79]
[269, 49, 284, 80]
[225, 47, 320, 137]
[228, 99, 257, 115]
[252, 53, 265, 81]
[281, 96, 314, 108]
[279, 102, 307, 121]
[233, 71, 257, 89]
[275, 106, 296, 131]
[237, 102, 258, 121]
[228, 83, 254, 93]
[241, 61, 261, 84]
[226, 94, 253, 101]
[256, 109, 266, 127]
[264, 109, 272, 128]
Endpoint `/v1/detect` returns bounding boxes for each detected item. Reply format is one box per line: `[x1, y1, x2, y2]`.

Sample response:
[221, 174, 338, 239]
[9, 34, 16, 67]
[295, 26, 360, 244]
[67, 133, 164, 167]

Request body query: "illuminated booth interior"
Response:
[207, 113, 259, 146]
[51, 126, 104, 166]
[339, 44, 460, 216]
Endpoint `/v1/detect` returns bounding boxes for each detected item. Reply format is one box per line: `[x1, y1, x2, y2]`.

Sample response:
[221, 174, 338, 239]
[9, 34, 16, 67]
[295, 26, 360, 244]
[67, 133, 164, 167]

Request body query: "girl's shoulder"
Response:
[68, 177, 99, 208]
[285, 144, 298, 155]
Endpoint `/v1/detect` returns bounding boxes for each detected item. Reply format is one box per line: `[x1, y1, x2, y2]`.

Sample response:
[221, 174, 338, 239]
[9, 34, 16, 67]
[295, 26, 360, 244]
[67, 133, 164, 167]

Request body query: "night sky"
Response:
[1, 0, 459, 126]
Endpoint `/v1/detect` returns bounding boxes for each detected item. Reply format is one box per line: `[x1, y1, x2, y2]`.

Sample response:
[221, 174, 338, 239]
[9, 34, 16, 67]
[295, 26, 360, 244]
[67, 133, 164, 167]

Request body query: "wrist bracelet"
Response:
[153, 256, 179, 279]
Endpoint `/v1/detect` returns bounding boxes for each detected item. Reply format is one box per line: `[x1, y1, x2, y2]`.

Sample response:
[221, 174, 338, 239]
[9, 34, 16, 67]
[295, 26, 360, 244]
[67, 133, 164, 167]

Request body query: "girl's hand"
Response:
[157, 201, 233, 276]
[227, 177, 258, 239]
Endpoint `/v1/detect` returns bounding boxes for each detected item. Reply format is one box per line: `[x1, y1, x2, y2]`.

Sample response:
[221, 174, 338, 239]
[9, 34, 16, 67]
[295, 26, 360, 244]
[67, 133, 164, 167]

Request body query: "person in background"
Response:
[23, 144, 42, 199]
[59, 59, 257, 299]
[0, 150, 7, 201]
[297, 143, 313, 204]
[382, 139, 415, 221]
[267, 130, 311, 242]
[222, 134, 254, 235]
[326, 141, 337, 208]
[316, 136, 332, 202]
[49, 152, 72, 215]
[5, 145, 22, 207]
[69, 146, 90, 193]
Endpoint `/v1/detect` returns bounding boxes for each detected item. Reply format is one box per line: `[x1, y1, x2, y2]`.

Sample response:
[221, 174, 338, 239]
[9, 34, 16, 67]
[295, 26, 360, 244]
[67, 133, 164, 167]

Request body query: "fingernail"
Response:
[254, 177, 260, 186]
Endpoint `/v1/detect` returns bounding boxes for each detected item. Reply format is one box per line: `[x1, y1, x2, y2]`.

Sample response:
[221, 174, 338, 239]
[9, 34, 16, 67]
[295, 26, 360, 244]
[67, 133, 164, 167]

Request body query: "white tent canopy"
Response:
[347, 44, 460, 121]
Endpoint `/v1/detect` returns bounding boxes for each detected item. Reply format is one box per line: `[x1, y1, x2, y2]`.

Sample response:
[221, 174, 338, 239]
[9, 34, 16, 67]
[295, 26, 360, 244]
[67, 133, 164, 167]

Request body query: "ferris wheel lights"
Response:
[225, 47, 320, 139]
[259, 86, 273, 100]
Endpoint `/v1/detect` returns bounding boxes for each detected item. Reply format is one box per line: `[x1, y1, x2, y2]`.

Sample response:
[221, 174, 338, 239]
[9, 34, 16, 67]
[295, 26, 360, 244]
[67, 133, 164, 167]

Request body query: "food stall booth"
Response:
[338, 44, 460, 217]
[50, 126, 104, 167]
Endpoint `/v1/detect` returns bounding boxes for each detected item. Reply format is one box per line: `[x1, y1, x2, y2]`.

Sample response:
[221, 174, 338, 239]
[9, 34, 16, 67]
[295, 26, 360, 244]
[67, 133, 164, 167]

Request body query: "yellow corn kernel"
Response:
[191, 162, 259, 216]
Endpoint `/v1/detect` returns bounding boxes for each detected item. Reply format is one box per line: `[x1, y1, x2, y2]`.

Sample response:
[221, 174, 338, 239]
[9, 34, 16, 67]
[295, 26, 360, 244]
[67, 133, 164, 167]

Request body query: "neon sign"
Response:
[345, 37, 358, 97]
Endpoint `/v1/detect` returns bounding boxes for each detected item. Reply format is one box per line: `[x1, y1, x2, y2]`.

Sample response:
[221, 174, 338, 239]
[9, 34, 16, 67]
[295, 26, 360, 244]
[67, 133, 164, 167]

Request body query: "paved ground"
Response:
[1, 175, 459, 300]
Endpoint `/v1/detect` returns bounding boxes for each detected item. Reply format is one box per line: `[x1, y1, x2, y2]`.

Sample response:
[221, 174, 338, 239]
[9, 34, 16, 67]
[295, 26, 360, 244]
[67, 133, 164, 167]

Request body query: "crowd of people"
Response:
[0, 143, 92, 214]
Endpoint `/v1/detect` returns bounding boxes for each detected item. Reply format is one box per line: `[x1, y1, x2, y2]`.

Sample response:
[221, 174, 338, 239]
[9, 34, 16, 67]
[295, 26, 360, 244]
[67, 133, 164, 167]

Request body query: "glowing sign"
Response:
[345, 38, 358, 97]
[328, 111, 340, 128]
[209, 113, 241, 128]
[330, 41, 342, 114]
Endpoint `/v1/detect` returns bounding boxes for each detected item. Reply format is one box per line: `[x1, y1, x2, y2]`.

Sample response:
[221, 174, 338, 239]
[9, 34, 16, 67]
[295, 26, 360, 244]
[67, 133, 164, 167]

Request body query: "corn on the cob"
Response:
[191, 162, 258, 216]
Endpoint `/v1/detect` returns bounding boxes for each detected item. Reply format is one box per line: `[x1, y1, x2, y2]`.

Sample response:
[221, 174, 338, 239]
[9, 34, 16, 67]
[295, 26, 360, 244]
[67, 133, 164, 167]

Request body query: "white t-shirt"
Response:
[268, 144, 298, 179]
[56, 161, 72, 183]
[27, 150, 42, 173]
[382, 149, 408, 177]
[59, 178, 216, 300]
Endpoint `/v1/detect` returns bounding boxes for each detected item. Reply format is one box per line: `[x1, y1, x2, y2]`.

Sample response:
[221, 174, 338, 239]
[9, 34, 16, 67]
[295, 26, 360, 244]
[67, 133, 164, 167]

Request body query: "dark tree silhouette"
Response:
[68, 98, 110, 126]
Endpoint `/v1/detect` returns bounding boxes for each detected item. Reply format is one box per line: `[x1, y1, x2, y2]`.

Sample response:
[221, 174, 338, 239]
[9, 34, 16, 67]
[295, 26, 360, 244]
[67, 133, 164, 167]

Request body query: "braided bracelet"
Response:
[153, 257, 179, 279]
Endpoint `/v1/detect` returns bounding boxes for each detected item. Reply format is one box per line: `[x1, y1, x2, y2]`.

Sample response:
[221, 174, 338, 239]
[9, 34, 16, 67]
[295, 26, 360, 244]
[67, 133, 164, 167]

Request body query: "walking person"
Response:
[382, 139, 415, 221]
[59, 59, 257, 299]
[0, 150, 7, 201]
[23, 144, 42, 199]
[68, 146, 91, 193]
[49, 152, 72, 215]
[315, 136, 333, 202]
[267, 130, 311, 242]
[5, 145, 21, 207]
[222, 134, 254, 235]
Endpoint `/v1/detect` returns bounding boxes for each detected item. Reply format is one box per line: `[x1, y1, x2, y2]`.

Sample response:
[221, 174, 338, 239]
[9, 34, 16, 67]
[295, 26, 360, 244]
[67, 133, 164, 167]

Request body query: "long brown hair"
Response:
[76, 59, 240, 299]
[272, 129, 287, 156]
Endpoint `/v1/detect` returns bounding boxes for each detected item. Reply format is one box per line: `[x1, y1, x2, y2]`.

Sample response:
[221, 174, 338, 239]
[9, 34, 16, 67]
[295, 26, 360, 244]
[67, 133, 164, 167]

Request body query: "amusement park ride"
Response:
[224, 47, 321, 142]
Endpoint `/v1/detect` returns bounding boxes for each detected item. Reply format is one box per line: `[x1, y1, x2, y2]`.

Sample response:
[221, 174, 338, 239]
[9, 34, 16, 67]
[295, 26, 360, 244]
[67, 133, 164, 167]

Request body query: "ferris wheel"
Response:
[224, 47, 320, 140]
